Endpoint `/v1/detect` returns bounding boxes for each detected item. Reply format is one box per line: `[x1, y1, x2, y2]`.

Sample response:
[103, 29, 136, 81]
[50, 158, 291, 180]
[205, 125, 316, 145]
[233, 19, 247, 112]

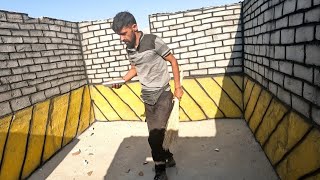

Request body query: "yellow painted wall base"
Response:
[91, 75, 243, 121]
[244, 77, 320, 180]
[0, 85, 93, 179]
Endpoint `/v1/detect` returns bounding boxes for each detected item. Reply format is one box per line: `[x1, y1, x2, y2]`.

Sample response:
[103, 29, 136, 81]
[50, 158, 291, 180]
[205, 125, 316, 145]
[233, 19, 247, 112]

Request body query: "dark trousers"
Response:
[144, 90, 174, 162]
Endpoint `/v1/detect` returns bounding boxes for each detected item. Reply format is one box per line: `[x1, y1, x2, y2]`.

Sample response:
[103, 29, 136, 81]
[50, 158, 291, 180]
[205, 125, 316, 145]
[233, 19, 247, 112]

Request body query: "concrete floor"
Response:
[28, 119, 279, 180]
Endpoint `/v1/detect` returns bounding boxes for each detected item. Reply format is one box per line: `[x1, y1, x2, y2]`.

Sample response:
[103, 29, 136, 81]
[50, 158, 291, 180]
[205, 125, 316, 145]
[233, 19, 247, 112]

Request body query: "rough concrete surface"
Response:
[28, 119, 279, 180]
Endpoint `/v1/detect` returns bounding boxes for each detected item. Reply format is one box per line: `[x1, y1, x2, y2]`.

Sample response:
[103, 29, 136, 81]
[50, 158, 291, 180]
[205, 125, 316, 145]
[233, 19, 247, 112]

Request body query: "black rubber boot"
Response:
[166, 157, 176, 168]
[154, 164, 168, 180]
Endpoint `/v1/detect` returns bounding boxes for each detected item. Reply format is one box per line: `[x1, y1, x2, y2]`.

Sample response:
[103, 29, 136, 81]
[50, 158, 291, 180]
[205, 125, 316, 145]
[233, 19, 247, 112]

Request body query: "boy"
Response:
[111, 11, 183, 180]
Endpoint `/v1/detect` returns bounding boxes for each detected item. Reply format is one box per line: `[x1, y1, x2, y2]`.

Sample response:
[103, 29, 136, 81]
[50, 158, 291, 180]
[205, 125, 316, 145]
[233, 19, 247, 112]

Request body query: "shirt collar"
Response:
[127, 31, 144, 52]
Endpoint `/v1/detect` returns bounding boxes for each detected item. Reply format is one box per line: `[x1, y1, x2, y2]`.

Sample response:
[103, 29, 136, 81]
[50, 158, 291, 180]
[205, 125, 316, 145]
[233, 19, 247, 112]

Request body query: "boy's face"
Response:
[118, 24, 137, 48]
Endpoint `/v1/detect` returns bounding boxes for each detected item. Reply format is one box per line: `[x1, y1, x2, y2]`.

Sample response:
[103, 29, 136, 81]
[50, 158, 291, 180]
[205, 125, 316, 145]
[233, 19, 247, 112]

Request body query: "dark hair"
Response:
[112, 11, 137, 33]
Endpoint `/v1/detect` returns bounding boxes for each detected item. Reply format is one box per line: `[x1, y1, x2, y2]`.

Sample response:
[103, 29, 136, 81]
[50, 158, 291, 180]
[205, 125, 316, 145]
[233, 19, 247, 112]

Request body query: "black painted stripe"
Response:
[182, 85, 208, 120]
[93, 85, 122, 120]
[61, 92, 72, 148]
[75, 86, 86, 137]
[247, 88, 263, 125]
[262, 111, 290, 149]
[254, 97, 274, 135]
[125, 84, 143, 102]
[19, 106, 35, 179]
[244, 82, 256, 112]
[230, 75, 243, 93]
[0, 114, 15, 174]
[110, 88, 142, 121]
[40, 98, 53, 164]
[180, 107, 191, 121]
[92, 101, 109, 121]
[299, 167, 320, 180]
[274, 127, 313, 167]
[194, 78, 226, 118]
[211, 77, 243, 113]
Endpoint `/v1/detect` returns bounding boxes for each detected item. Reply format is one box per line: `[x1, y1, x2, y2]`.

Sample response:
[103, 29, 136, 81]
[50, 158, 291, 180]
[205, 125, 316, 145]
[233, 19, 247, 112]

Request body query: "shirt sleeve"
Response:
[155, 36, 171, 57]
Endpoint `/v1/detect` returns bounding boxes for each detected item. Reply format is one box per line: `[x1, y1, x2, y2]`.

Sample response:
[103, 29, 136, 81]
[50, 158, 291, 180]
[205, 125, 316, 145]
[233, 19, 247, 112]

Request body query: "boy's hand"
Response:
[112, 83, 122, 89]
[174, 87, 184, 100]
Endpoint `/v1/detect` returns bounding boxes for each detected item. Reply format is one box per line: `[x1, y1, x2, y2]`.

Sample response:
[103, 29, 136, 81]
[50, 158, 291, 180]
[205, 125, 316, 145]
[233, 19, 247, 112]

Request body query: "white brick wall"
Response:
[0, 10, 86, 117]
[243, 0, 320, 125]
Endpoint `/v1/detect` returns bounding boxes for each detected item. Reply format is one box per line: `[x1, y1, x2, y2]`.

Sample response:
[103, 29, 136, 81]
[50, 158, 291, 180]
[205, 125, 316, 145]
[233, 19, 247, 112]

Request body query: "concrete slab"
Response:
[28, 119, 279, 180]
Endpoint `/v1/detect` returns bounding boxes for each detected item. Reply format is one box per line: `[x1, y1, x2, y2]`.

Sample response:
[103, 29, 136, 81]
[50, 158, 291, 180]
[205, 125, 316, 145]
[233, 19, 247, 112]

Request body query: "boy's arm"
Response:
[164, 53, 183, 100]
[113, 64, 137, 88]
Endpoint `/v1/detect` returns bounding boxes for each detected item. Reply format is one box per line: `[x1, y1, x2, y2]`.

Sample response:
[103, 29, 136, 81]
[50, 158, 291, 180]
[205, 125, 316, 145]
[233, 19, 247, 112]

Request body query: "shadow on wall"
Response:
[104, 120, 278, 180]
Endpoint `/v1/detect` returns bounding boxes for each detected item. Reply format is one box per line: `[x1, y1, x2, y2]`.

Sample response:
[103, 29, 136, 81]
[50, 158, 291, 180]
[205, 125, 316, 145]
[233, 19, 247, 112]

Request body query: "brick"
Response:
[179, 40, 194, 47]
[22, 86, 36, 95]
[304, 83, 320, 106]
[185, 20, 202, 27]
[293, 64, 313, 82]
[297, 0, 312, 10]
[45, 87, 60, 98]
[209, 67, 226, 74]
[317, 25, 320, 40]
[305, 7, 320, 23]
[163, 30, 177, 37]
[277, 87, 291, 106]
[275, 46, 285, 59]
[181, 63, 198, 71]
[0, 101, 11, 117]
[198, 48, 215, 56]
[292, 94, 310, 117]
[216, 60, 232, 67]
[213, 33, 230, 41]
[273, 71, 284, 85]
[312, 106, 320, 125]
[306, 44, 320, 66]
[281, 29, 295, 44]
[190, 69, 208, 76]
[284, 76, 302, 95]
[199, 62, 215, 68]
[315, 0, 320, 5]
[206, 41, 223, 48]
[177, 17, 194, 24]
[274, 4, 283, 19]
[195, 36, 213, 44]
[193, 23, 211, 31]
[215, 46, 231, 53]
[153, 22, 163, 28]
[10, 96, 31, 111]
[286, 45, 304, 63]
[0, 22, 19, 29]
[283, 0, 296, 15]
[164, 19, 177, 26]
[205, 28, 222, 35]
[289, 13, 303, 26]
[188, 44, 206, 51]
[172, 35, 187, 42]
[269, 82, 278, 96]
[195, 13, 212, 20]
[276, 17, 288, 29]
[222, 25, 239, 33]
[279, 61, 293, 75]
[181, 51, 197, 59]
[296, 26, 314, 43]
[270, 31, 280, 44]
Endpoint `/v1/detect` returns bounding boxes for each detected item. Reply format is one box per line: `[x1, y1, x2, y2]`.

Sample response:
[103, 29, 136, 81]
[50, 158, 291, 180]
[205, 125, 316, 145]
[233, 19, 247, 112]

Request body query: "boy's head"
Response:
[112, 11, 138, 48]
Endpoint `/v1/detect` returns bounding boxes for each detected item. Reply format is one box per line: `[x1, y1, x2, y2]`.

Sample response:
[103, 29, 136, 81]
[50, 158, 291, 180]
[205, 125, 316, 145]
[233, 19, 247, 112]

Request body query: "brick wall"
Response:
[243, 0, 320, 125]
[149, 4, 243, 76]
[0, 10, 87, 117]
[79, 20, 129, 84]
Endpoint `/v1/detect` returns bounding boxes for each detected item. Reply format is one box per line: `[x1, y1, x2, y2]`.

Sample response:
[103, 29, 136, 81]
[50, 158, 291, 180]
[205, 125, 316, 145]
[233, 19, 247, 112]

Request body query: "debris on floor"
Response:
[143, 161, 148, 165]
[138, 171, 144, 176]
[126, 169, 131, 173]
[214, 148, 220, 152]
[87, 171, 93, 176]
[72, 149, 81, 156]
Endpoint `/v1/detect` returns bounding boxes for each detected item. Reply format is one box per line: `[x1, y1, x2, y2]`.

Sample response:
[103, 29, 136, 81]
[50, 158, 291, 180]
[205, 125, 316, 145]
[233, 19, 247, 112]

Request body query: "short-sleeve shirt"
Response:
[127, 32, 171, 91]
